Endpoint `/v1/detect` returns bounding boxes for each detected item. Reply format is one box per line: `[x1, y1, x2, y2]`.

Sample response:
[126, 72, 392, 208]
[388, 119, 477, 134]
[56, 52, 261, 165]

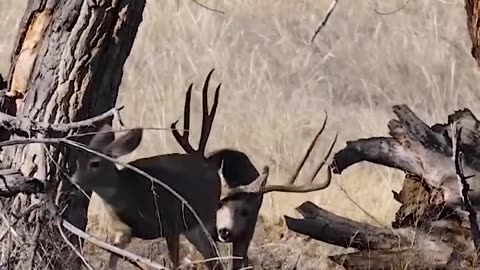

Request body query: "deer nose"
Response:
[218, 228, 232, 242]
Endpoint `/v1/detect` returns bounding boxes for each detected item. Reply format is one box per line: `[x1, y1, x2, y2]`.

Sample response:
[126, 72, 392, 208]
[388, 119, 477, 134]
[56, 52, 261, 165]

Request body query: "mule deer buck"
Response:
[171, 74, 337, 269]
[217, 115, 336, 269]
[71, 70, 227, 270]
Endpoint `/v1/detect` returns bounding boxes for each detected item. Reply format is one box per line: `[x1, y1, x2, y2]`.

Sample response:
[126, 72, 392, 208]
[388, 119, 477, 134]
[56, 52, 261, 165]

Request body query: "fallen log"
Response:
[285, 105, 480, 269]
[285, 201, 471, 270]
[332, 105, 480, 211]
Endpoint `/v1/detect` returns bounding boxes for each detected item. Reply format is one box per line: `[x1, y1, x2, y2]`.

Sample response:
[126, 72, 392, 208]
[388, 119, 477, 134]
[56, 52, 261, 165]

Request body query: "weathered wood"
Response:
[0, 169, 45, 197]
[332, 105, 480, 210]
[0, 0, 146, 268]
[284, 201, 410, 250]
[285, 201, 472, 269]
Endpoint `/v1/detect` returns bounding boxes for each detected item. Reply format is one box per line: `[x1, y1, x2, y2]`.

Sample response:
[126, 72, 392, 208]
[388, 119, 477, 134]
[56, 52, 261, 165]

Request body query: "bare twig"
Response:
[189, 0, 224, 14]
[335, 183, 384, 226]
[370, 0, 410, 15]
[56, 218, 95, 270]
[452, 126, 480, 250]
[310, 0, 339, 43]
[26, 213, 44, 270]
[0, 106, 123, 138]
[177, 256, 243, 269]
[61, 219, 169, 270]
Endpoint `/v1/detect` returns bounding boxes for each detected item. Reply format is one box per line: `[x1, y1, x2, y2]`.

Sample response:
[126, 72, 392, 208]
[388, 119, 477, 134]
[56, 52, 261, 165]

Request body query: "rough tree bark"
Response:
[0, 0, 145, 269]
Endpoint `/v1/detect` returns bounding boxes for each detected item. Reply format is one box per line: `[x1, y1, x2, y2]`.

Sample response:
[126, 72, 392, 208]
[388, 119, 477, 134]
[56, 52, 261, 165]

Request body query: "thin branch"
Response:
[335, 183, 384, 226]
[0, 106, 123, 138]
[56, 218, 96, 270]
[370, 0, 410, 16]
[189, 0, 224, 14]
[176, 256, 243, 269]
[0, 175, 45, 197]
[453, 126, 480, 250]
[61, 219, 169, 270]
[26, 213, 44, 270]
[310, 0, 339, 43]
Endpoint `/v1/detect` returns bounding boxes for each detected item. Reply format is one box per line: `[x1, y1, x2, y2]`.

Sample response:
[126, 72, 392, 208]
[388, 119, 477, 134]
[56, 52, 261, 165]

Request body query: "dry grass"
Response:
[1, 0, 480, 268]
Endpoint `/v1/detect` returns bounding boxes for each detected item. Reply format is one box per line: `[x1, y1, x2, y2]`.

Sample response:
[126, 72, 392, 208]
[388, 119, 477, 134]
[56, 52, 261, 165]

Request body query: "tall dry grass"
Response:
[1, 0, 479, 264]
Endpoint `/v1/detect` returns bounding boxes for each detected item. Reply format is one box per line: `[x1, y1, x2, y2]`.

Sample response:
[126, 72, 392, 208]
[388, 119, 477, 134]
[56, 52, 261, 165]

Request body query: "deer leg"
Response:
[232, 238, 252, 270]
[108, 231, 132, 270]
[185, 226, 223, 270]
[166, 233, 180, 269]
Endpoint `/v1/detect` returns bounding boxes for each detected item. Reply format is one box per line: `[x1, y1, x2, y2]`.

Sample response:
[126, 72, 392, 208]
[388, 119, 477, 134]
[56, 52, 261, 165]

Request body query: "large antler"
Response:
[171, 69, 221, 155]
[228, 113, 337, 196]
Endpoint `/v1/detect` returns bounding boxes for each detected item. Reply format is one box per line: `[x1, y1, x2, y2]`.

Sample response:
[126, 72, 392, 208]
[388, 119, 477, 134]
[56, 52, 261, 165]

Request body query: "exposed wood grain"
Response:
[0, 0, 146, 268]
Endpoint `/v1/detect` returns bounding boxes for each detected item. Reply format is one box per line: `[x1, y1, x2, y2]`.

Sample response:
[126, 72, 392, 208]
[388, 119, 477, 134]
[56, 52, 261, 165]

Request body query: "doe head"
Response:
[70, 124, 143, 191]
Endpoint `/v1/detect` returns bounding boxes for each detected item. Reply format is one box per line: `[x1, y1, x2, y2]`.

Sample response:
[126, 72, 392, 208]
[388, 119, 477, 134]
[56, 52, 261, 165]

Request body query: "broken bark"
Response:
[0, 0, 146, 268]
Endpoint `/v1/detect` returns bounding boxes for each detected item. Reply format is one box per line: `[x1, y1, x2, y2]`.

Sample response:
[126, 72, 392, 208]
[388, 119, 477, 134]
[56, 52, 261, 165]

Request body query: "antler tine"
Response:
[198, 68, 221, 154]
[258, 132, 337, 194]
[286, 111, 329, 185]
[257, 133, 337, 194]
[307, 132, 338, 184]
[259, 166, 332, 194]
[171, 83, 196, 153]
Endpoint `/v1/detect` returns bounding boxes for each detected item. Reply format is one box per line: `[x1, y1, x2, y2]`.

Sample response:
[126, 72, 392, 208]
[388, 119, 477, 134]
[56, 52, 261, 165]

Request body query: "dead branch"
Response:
[331, 105, 480, 209]
[58, 221, 95, 270]
[310, 0, 339, 43]
[61, 219, 168, 270]
[370, 0, 410, 15]
[0, 107, 123, 139]
[284, 201, 408, 250]
[189, 0, 224, 14]
[453, 127, 480, 250]
[0, 169, 45, 198]
[284, 201, 461, 269]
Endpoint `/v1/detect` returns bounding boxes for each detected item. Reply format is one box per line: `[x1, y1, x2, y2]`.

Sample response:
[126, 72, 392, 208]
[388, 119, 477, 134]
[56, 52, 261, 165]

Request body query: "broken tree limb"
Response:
[331, 137, 420, 175]
[453, 127, 480, 251]
[331, 105, 480, 209]
[0, 169, 45, 198]
[285, 201, 468, 269]
[284, 201, 409, 250]
[0, 106, 123, 140]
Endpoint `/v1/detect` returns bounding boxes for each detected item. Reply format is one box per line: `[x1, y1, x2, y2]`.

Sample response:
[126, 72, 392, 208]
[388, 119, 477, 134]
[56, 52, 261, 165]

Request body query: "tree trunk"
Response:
[0, 0, 145, 269]
[465, 0, 480, 68]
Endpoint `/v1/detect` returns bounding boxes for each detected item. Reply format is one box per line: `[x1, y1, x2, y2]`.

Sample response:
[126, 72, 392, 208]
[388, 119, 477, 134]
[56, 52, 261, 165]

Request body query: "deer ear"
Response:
[88, 124, 115, 150]
[106, 128, 143, 158]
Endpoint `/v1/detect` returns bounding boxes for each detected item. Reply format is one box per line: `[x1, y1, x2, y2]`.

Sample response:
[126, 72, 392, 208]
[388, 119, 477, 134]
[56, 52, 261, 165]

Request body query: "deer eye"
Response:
[240, 208, 249, 217]
[89, 160, 101, 169]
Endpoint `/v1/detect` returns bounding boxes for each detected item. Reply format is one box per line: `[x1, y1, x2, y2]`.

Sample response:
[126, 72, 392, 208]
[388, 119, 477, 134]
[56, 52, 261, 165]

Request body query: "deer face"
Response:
[216, 192, 262, 243]
[71, 125, 143, 191]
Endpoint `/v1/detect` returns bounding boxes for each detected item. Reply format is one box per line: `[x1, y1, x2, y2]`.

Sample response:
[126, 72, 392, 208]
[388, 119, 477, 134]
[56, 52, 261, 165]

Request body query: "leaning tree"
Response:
[0, 0, 146, 269]
[284, 2, 480, 269]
